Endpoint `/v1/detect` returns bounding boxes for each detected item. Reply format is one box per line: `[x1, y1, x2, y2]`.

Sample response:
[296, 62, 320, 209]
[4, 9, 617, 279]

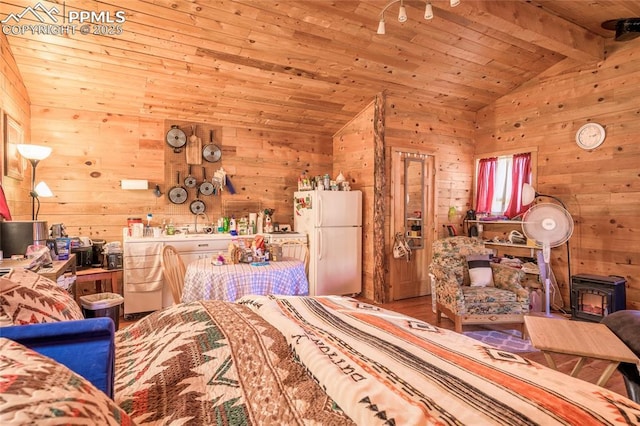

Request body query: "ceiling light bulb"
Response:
[424, 2, 434, 20]
[450, 0, 460, 7]
[377, 19, 386, 34]
[398, 5, 407, 22]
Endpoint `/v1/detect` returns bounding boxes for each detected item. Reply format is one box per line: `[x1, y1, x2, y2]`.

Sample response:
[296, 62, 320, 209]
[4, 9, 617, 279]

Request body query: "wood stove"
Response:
[571, 274, 626, 322]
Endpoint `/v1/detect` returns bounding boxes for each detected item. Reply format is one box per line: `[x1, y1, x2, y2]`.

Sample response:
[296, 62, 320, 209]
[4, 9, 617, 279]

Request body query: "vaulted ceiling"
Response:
[2, 1, 640, 135]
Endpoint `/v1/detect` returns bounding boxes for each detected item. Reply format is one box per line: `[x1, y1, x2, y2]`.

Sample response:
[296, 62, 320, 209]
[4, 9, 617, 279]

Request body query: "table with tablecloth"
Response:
[181, 258, 309, 303]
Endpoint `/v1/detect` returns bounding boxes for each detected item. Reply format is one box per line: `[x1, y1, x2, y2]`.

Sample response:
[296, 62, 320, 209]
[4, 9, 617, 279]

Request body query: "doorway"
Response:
[390, 149, 435, 301]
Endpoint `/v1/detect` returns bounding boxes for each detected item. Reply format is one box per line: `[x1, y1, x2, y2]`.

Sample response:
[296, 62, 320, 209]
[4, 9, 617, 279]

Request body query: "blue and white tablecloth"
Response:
[181, 258, 309, 303]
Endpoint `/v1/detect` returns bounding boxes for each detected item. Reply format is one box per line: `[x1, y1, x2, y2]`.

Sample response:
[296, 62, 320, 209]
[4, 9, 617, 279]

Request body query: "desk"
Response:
[1, 254, 77, 283]
[524, 315, 639, 386]
[76, 268, 122, 294]
[182, 258, 309, 303]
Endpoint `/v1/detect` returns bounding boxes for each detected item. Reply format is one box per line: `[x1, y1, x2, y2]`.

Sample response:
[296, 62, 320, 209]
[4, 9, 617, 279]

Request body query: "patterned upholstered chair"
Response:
[429, 236, 529, 333]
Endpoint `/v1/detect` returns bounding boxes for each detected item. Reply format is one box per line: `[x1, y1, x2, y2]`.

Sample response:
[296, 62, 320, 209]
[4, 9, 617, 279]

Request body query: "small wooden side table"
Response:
[76, 267, 122, 294]
[524, 315, 639, 387]
[1, 254, 77, 283]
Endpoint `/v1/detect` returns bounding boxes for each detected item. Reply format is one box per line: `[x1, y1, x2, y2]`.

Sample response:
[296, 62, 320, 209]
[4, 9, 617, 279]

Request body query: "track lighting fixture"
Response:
[398, 1, 407, 22]
[424, 2, 434, 20]
[376, 0, 461, 34]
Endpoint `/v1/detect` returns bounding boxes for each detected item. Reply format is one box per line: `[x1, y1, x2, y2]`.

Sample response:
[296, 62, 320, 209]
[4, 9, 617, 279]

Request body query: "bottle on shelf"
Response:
[166, 219, 175, 236]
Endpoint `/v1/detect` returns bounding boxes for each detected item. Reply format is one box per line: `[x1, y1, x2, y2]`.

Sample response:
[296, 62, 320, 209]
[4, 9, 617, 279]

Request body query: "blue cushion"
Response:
[0, 317, 115, 398]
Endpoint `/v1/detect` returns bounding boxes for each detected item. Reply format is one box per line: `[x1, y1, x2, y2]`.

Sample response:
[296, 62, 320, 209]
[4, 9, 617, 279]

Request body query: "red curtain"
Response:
[475, 157, 496, 214]
[0, 185, 11, 221]
[503, 153, 531, 218]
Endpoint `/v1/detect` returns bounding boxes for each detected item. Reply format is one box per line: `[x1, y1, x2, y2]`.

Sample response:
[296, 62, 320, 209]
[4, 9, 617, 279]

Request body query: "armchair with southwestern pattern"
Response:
[429, 236, 529, 333]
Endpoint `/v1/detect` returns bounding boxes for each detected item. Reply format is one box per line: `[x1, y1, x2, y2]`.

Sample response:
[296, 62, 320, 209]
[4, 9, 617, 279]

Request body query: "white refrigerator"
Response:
[294, 190, 362, 296]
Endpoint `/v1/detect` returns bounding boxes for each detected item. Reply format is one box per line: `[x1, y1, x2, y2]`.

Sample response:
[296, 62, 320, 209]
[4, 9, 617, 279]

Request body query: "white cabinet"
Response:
[123, 241, 164, 316]
[263, 232, 307, 245]
[169, 239, 230, 265]
[123, 233, 306, 316]
[123, 235, 233, 316]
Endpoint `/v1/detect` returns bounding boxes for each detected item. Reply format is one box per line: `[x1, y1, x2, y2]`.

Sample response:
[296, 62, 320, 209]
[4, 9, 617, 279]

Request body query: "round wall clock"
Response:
[575, 122, 606, 150]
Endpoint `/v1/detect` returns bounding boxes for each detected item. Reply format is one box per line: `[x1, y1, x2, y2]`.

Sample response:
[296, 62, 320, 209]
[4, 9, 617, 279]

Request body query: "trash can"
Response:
[80, 293, 124, 330]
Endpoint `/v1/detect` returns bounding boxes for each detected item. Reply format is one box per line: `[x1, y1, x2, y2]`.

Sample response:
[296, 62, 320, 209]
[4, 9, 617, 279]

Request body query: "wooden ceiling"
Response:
[3, 1, 640, 136]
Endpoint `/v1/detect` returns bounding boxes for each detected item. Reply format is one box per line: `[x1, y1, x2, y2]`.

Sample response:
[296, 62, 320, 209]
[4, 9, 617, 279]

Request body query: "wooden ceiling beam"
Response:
[453, 0, 604, 63]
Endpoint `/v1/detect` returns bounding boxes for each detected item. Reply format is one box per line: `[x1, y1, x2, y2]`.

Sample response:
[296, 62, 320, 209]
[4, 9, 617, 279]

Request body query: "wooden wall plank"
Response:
[475, 40, 640, 310]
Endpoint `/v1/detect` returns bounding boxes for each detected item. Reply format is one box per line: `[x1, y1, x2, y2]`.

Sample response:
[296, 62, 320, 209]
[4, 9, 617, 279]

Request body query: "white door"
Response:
[314, 226, 362, 295]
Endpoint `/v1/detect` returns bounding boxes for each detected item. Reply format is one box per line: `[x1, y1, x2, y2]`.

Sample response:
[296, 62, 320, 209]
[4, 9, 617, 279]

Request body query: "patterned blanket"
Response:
[114, 300, 354, 425]
[239, 295, 640, 426]
[113, 296, 640, 425]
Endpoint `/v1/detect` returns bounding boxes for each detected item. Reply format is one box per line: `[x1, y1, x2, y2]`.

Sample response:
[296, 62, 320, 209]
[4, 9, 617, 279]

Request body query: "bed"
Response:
[1, 269, 639, 425]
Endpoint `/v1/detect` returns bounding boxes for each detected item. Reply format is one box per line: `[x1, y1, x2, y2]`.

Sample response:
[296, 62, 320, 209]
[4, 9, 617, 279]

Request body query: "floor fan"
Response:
[521, 203, 574, 316]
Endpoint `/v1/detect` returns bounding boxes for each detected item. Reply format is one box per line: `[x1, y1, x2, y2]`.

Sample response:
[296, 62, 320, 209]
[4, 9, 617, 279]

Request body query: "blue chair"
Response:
[0, 317, 116, 398]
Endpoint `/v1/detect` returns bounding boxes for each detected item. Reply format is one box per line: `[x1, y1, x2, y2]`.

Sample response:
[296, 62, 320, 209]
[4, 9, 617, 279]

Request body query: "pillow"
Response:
[467, 254, 494, 287]
[0, 269, 84, 325]
[0, 338, 135, 425]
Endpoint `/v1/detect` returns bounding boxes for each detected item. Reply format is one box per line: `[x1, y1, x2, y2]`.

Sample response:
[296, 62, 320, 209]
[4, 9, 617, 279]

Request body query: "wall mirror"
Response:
[404, 156, 424, 249]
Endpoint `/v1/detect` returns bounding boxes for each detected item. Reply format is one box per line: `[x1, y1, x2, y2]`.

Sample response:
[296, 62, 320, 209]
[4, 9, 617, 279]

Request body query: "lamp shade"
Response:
[17, 144, 52, 161]
[522, 183, 537, 206]
[377, 19, 386, 34]
[34, 181, 54, 197]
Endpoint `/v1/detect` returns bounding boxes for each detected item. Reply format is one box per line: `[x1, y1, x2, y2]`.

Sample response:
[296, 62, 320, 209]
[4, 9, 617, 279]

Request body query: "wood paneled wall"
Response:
[2, 35, 333, 244]
[383, 96, 477, 302]
[24, 111, 332, 243]
[333, 95, 477, 302]
[476, 40, 640, 310]
[162, 121, 332, 232]
[333, 101, 376, 299]
[0, 33, 31, 215]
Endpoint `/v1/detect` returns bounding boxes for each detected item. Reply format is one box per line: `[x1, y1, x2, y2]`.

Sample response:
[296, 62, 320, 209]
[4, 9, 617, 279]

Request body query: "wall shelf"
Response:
[466, 219, 522, 225]
[484, 241, 538, 256]
[464, 219, 538, 257]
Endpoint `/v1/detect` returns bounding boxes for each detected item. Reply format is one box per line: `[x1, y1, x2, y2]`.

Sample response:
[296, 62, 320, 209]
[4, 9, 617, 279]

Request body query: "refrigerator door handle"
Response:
[316, 194, 323, 227]
[318, 229, 323, 260]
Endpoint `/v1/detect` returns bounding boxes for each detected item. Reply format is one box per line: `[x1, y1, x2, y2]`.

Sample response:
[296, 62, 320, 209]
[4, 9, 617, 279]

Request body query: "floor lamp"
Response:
[16, 144, 52, 221]
[522, 183, 572, 308]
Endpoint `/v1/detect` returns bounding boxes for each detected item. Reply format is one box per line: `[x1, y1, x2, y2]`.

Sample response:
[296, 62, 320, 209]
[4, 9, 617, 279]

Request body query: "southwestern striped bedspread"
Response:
[113, 295, 640, 425]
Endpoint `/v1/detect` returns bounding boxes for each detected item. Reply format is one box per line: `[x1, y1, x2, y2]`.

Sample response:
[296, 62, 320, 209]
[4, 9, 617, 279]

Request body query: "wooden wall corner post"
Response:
[373, 92, 386, 303]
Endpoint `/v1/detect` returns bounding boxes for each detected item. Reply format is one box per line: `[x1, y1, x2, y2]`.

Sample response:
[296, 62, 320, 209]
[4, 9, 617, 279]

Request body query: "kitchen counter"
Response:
[122, 232, 307, 316]
[125, 233, 231, 242]
[124, 232, 306, 242]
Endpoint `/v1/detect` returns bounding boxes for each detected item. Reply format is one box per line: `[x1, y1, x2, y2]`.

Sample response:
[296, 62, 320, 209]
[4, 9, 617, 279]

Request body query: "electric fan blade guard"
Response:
[521, 203, 574, 248]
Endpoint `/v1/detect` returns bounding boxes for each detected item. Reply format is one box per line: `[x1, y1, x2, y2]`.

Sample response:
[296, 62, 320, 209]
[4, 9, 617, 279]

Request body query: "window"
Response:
[474, 149, 536, 219]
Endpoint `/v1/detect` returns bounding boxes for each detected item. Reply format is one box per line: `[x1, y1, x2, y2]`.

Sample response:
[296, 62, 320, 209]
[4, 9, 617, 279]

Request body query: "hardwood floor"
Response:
[119, 295, 630, 399]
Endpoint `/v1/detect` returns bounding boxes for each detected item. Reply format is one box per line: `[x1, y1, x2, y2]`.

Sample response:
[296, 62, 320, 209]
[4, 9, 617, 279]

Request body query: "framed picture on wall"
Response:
[4, 113, 24, 181]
